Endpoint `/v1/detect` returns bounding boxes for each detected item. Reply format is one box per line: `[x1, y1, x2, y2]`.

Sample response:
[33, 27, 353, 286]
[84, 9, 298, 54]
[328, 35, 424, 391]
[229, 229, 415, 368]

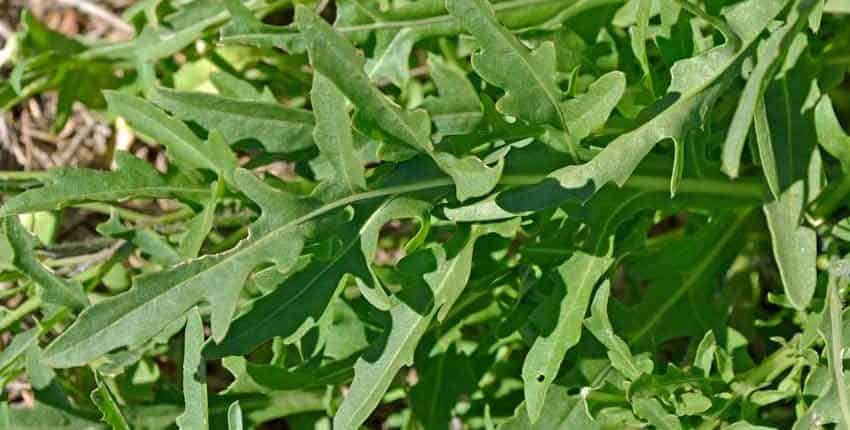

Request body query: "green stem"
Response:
[0, 286, 24, 300]
[207, 225, 250, 254]
[74, 203, 194, 225]
[337, 0, 623, 33]
[0, 295, 42, 332]
[0, 170, 50, 181]
[500, 174, 765, 200]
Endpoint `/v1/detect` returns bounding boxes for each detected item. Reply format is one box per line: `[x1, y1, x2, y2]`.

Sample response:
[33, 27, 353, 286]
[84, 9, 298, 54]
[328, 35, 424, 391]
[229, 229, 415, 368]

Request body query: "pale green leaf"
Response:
[722, 0, 817, 183]
[311, 72, 366, 197]
[176, 307, 208, 430]
[815, 95, 850, 168]
[501, 385, 600, 430]
[446, 0, 567, 130]
[2, 217, 87, 310]
[521, 251, 612, 423]
[333, 219, 519, 430]
[105, 91, 238, 185]
[228, 401, 243, 430]
[295, 5, 500, 201]
[585, 282, 651, 381]
[90, 372, 130, 430]
[0, 152, 206, 217]
[633, 398, 682, 430]
[421, 54, 483, 137]
[150, 87, 315, 154]
[446, 0, 786, 221]
[759, 56, 820, 310]
[43, 170, 314, 367]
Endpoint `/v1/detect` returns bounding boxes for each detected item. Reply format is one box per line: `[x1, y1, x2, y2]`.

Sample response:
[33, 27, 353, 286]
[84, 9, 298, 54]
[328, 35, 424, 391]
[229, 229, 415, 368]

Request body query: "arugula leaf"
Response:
[311, 72, 366, 197]
[586, 282, 651, 381]
[150, 87, 316, 154]
[43, 170, 314, 367]
[0, 152, 206, 217]
[722, 0, 817, 183]
[295, 5, 503, 201]
[177, 307, 208, 430]
[105, 91, 238, 185]
[446, 0, 786, 221]
[333, 219, 519, 430]
[90, 372, 130, 430]
[2, 217, 88, 310]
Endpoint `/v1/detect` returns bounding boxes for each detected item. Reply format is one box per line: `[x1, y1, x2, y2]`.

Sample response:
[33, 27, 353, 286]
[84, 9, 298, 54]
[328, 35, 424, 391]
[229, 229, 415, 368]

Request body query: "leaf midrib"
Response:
[156, 90, 315, 125]
[1, 185, 209, 216]
[338, 0, 583, 33]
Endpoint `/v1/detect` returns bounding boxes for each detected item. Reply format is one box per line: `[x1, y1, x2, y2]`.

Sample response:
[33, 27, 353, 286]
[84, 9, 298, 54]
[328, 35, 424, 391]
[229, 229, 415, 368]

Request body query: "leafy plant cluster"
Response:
[1, 0, 850, 428]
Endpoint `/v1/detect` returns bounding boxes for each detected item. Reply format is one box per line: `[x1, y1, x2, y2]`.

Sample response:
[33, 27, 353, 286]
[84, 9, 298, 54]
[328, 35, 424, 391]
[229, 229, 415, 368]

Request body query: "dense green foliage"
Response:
[2, 0, 850, 428]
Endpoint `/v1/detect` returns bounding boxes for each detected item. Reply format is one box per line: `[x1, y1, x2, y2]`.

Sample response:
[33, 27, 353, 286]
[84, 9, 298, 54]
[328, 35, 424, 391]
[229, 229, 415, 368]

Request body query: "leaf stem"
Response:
[0, 295, 42, 332]
[0, 170, 49, 181]
[337, 0, 623, 33]
[499, 174, 764, 199]
[74, 203, 194, 225]
[672, 0, 741, 47]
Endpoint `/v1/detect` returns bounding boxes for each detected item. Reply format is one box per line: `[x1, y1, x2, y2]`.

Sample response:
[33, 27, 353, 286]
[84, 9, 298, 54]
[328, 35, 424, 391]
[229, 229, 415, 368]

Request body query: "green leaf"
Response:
[629, 0, 654, 94]
[585, 282, 651, 381]
[295, 5, 433, 154]
[521, 251, 612, 423]
[220, 0, 303, 51]
[759, 55, 820, 310]
[176, 307, 208, 430]
[501, 385, 600, 430]
[150, 87, 315, 154]
[812, 264, 850, 428]
[615, 210, 753, 349]
[559, 71, 627, 147]
[240, 354, 357, 391]
[815, 95, 850, 169]
[43, 170, 314, 367]
[311, 72, 366, 197]
[227, 401, 243, 430]
[421, 54, 483, 137]
[408, 348, 476, 429]
[694, 331, 717, 377]
[333, 219, 519, 430]
[179, 181, 220, 259]
[446, 0, 786, 221]
[2, 217, 87, 310]
[722, 0, 817, 183]
[295, 5, 501, 201]
[209, 72, 276, 103]
[446, 0, 568, 131]
[632, 397, 682, 430]
[97, 212, 182, 267]
[104, 91, 238, 185]
[203, 196, 433, 359]
[90, 372, 130, 430]
[0, 152, 206, 217]
[0, 328, 39, 374]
